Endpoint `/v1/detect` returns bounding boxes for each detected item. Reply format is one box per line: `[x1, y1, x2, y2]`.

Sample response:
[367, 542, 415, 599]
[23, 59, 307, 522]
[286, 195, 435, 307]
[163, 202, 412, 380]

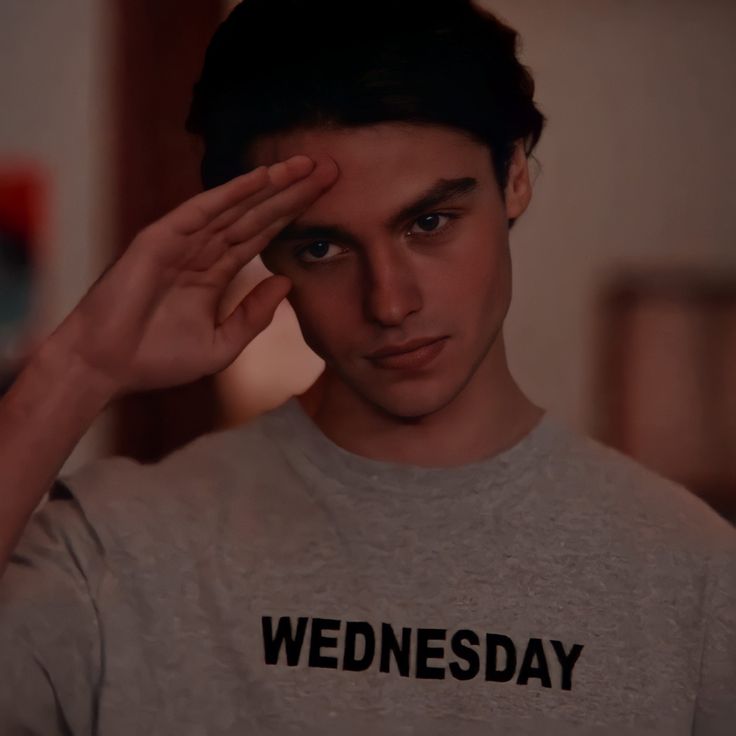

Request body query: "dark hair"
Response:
[186, 0, 545, 195]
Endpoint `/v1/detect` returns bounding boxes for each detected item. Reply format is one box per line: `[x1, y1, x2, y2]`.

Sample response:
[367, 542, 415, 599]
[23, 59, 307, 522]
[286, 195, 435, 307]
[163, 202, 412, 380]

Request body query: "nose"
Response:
[363, 244, 423, 327]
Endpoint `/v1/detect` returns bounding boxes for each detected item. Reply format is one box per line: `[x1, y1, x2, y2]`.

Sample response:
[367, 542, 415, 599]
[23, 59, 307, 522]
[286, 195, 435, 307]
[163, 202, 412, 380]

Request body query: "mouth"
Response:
[366, 336, 448, 370]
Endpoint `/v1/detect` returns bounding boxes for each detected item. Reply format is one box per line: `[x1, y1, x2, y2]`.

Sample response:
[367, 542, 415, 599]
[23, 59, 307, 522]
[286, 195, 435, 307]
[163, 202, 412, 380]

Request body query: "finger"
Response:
[221, 159, 339, 248]
[212, 274, 292, 365]
[164, 155, 316, 235]
[202, 158, 340, 285]
[205, 156, 321, 235]
[208, 206, 311, 285]
[163, 166, 269, 235]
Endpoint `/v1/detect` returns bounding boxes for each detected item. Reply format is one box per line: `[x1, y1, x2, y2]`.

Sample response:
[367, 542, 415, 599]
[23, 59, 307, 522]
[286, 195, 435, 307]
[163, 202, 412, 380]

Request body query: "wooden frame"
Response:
[111, 0, 224, 462]
[593, 267, 736, 519]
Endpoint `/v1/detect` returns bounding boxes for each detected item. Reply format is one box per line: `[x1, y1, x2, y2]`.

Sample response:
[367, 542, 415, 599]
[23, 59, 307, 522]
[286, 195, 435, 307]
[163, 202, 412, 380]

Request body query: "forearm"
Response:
[0, 337, 114, 575]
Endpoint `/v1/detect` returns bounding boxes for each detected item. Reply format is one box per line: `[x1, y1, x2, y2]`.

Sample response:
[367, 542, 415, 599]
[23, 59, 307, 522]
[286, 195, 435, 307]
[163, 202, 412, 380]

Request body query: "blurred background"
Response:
[1, 0, 735, 521]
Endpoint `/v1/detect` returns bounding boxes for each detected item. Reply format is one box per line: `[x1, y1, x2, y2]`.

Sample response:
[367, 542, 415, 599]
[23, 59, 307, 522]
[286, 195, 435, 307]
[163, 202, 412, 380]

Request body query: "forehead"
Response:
[249, 123, 494, 222]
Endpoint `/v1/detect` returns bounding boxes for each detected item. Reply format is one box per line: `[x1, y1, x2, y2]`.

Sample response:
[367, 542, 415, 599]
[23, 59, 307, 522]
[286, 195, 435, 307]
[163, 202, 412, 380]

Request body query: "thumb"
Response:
[212, 275, 292, 367]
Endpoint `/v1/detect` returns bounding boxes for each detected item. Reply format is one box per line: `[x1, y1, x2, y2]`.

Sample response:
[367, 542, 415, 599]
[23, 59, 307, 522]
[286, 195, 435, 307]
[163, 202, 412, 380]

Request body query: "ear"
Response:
[503, 141, 532, 220]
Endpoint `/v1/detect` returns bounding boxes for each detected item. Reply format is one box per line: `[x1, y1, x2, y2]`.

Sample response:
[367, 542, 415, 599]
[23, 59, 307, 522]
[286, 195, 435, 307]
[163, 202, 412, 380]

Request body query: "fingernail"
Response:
[287, 155, 315, 171]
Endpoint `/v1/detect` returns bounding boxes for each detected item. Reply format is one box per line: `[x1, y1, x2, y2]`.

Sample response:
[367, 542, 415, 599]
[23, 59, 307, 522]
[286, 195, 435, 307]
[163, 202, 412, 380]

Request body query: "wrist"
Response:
[29, 335, 119, 417]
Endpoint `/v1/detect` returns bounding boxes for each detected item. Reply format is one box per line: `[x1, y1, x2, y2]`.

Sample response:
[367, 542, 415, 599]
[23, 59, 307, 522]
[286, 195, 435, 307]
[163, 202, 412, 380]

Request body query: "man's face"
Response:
[252, 123, 527, 419]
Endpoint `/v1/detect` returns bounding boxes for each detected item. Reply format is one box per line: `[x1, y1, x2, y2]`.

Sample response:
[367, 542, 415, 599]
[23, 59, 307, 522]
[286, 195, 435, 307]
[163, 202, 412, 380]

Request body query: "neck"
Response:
[298, 334, 544, 468]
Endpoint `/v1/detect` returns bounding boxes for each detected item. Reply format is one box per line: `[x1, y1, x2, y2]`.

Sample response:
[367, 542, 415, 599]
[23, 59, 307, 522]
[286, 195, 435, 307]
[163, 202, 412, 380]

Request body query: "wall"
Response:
[0, 0, 112, 470]
[482, 0, 736, 430]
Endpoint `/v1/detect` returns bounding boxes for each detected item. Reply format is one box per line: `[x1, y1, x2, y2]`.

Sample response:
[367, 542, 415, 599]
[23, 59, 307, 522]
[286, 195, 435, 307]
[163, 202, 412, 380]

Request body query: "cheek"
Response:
[287, 277, 357, 357]
[441, 222, 510, 304]
[471, 238, 508, 288]
[469, 244, 511, 316]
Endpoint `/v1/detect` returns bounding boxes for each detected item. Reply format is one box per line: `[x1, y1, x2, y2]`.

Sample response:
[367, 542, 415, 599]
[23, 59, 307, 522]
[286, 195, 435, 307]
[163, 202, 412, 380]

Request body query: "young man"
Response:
[1, 1, 733, 734]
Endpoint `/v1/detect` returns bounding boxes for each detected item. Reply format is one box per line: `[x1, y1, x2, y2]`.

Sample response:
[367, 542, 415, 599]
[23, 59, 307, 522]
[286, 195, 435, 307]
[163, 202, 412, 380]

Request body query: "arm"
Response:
[0, 155, 338, 577]
[0, 491, 105, 735]
[0, 339, 112, 577]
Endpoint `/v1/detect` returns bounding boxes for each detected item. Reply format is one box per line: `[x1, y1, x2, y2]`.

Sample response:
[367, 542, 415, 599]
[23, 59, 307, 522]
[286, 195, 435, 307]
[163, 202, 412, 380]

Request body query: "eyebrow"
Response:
[272, 176, 478, 245]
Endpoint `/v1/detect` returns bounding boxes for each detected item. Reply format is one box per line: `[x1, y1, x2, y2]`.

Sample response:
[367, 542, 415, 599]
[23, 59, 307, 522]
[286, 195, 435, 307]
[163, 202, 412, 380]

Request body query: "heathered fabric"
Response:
[0, 398, 734, 735]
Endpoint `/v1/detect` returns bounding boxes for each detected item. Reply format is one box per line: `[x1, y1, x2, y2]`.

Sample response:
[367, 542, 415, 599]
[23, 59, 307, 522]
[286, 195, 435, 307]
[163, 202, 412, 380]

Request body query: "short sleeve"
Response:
[692, 533, 736, 735]
[0, 486, 105, 735]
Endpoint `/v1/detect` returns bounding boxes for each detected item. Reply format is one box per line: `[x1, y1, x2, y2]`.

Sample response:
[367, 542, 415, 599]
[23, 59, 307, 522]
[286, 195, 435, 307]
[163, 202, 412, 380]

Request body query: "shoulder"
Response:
[56, 409, 291, 557]
[538, 415, 735, 559]
[531, 417, 735, 641]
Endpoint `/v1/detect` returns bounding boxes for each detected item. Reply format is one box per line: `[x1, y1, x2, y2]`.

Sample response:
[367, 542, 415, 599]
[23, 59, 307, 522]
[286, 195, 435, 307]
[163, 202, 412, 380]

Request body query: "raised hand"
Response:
[0, 153, 340, 575]
[53, 155, 338, 399]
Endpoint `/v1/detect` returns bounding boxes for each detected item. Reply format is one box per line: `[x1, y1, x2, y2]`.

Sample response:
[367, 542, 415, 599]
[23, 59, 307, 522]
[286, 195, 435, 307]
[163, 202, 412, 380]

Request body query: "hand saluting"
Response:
[53, 155, 338, 400]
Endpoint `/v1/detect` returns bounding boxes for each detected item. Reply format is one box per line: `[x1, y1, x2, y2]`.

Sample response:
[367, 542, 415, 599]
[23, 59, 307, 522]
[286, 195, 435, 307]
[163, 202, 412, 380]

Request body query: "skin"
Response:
[251, 123, 545, 467]
[0, 156, 340, 574]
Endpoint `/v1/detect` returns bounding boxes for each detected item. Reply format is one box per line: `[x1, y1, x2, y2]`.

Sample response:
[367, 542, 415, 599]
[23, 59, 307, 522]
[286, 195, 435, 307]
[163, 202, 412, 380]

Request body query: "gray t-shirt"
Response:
[1, 400, 734, 735]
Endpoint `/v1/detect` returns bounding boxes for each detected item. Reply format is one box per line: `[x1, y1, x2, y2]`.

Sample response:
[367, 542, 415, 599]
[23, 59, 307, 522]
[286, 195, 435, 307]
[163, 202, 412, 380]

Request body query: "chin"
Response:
[357, 378, 465, 421]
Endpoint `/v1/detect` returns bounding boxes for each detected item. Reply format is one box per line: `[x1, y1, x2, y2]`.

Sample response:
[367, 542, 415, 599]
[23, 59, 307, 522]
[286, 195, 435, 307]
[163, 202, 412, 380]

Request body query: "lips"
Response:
[366, 336, 448, 370]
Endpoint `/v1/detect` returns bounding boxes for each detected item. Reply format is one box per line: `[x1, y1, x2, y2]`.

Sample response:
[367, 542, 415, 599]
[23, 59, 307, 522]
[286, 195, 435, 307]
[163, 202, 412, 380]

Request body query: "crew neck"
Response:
[259, 397, 565, 497]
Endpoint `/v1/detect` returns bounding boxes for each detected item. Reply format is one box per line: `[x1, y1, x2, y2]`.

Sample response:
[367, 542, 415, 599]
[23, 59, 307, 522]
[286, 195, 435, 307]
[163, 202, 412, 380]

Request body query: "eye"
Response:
[408, 213, 455, 236]
[296, 240, 346, 263]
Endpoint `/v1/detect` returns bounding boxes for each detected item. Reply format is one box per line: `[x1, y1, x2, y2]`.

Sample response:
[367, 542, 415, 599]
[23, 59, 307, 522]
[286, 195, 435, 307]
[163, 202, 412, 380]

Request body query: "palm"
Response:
[59, 156, 337, 397]
[129, 269, 233, 386]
